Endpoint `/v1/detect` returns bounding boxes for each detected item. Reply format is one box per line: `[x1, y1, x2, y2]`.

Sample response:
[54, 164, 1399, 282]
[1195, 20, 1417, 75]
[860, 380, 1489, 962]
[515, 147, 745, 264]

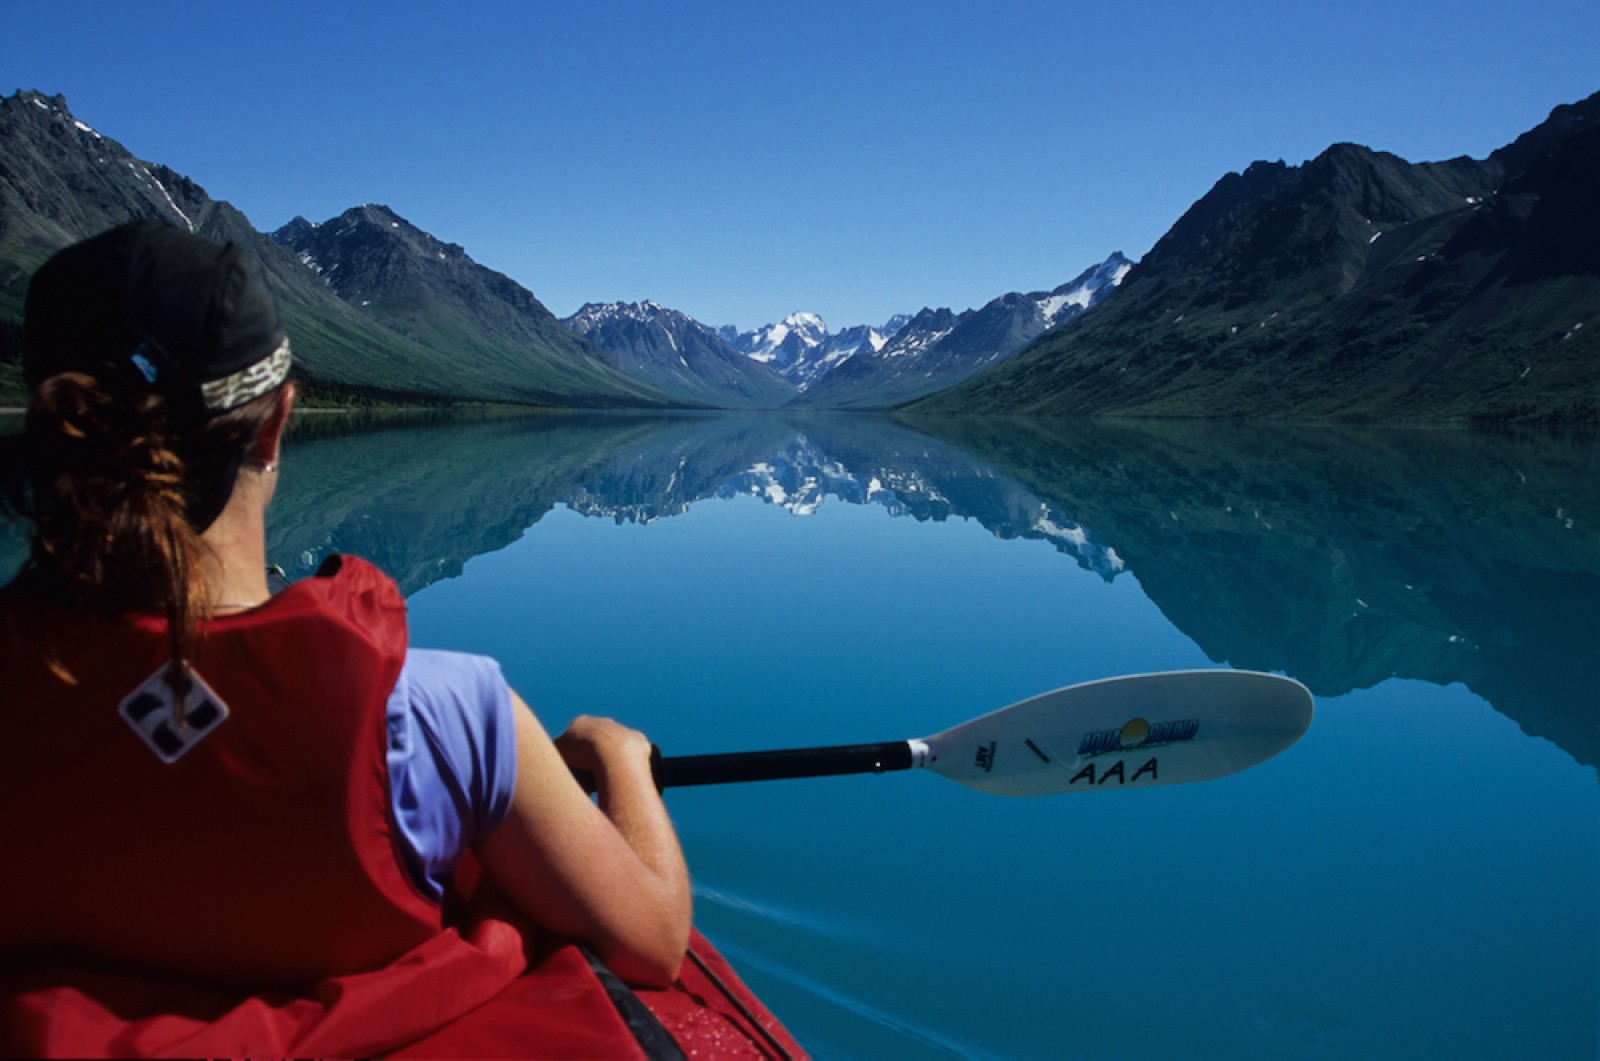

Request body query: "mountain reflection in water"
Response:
[2, 411, 1593, 771]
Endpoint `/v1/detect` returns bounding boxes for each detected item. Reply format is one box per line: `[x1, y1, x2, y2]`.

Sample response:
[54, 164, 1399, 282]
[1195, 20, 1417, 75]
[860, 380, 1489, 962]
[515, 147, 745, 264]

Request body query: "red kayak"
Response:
[391, 927, 803, 1059]
[3, 924, 801, 1059]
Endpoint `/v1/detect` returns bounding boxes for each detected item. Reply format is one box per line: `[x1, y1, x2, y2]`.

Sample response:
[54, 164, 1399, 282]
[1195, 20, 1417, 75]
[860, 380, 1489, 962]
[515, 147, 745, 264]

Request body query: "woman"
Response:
[0, 221, 795, 1057]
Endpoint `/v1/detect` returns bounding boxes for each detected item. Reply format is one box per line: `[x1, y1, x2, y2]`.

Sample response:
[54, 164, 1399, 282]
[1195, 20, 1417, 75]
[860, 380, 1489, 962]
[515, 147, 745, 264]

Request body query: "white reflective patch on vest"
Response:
[117, 665, 230, 763]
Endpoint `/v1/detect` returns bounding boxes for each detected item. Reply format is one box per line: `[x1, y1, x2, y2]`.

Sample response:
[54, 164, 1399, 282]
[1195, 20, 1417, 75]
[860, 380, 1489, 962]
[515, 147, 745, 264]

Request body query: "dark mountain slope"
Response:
[273, 207, 674, 407]
[913, 94, 1600, 422]
[0, 94, 469, 402]
[0, 91, 672, 407]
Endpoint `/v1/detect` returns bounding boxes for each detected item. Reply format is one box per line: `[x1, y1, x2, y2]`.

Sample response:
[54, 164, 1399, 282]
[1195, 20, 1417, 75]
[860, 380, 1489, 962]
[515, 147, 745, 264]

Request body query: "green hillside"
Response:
[0, 92, 675, 408]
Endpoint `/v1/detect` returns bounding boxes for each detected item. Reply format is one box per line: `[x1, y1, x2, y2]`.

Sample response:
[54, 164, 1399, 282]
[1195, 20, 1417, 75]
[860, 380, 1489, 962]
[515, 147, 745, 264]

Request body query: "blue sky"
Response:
[4, 1, 1594, 331]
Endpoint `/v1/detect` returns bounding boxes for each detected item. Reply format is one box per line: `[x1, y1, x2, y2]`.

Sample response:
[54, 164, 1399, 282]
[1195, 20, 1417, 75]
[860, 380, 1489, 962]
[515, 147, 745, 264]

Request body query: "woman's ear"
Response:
[257, 383, 296, 464]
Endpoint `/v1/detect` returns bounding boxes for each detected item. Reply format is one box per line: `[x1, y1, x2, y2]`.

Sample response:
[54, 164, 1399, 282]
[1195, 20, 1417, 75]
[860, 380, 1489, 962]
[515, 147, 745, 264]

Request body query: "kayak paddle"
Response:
[640, 670, 1313, 796]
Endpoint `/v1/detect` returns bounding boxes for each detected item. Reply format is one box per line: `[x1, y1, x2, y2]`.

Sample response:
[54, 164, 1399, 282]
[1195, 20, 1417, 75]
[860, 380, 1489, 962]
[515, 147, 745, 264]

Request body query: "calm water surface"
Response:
[12, 412, 1595, 1058]
[298, 414, 1600, 1059]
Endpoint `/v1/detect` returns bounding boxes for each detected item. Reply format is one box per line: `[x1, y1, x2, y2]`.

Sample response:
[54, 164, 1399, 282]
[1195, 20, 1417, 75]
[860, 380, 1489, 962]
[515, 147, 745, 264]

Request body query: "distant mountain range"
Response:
[912, 93, 1600, 421]
[560, 253, 1128, 410]
[717, 313, 906, 391]
[2, 87, 1595, 420]
[792, 254, 1131, 409]
[556, 255, 1129, 409]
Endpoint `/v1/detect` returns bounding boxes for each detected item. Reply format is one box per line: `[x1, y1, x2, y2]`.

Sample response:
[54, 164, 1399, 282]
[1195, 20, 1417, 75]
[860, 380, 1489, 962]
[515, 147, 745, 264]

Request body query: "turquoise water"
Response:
[11, 412, 1593, 1057]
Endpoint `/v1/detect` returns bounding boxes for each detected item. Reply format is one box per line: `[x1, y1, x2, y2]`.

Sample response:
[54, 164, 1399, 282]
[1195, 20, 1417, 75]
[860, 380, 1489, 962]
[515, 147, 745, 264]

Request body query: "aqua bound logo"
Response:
[1078, 718, 1198, 757]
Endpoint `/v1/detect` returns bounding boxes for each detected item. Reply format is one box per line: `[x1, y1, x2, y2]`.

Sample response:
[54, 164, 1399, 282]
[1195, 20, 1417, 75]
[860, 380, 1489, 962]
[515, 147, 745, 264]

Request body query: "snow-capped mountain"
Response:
[1037, 254, 1133, 326]
[561, 301, 795, 408]
[812, 323, 895, 383]
[720, 313, 907, 391]
[871, 306, 963, 362]
[796, 253, 1133, 409]
[724, 312, 829, 368]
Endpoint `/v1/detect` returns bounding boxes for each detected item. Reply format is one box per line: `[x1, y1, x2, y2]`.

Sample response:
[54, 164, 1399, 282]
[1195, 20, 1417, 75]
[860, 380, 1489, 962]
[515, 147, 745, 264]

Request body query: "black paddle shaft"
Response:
[656, 740, 915, 788]
[571, 740, 915, 793]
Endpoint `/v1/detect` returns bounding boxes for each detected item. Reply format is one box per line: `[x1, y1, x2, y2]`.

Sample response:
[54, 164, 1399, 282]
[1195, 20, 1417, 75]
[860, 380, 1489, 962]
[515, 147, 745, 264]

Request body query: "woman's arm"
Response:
[474, 692, 692, 988]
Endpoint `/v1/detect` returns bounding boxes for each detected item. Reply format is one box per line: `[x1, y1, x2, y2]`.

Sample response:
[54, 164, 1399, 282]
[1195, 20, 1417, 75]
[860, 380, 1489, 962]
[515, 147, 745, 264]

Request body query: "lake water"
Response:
[6, 411, 1596, 1058]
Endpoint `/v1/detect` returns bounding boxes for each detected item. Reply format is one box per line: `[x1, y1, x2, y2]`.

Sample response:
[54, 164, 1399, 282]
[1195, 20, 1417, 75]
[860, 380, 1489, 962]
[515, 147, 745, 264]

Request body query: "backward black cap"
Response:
[23, 220, 290, 413]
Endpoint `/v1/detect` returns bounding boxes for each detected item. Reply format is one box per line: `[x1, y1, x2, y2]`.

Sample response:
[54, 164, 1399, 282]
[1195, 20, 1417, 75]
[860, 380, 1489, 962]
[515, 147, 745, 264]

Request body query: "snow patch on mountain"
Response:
[1037, 253, 1133, 327]
[566, 299, 678, 331]
[733, 312, 829, 366]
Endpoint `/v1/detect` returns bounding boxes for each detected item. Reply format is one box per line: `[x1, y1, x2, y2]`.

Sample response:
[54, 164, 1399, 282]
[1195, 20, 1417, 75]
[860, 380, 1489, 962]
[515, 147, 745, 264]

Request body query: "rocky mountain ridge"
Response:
[795, 253, 1131, 409]
[269, 205, 673, 406]
[559, 300, 794, 408]
[564, 253, 1129, 410]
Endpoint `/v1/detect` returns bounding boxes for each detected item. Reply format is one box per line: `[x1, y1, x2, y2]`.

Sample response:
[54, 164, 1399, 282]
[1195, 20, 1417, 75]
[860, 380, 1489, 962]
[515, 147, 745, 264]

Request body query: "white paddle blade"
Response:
[915, 670, 1313, 797]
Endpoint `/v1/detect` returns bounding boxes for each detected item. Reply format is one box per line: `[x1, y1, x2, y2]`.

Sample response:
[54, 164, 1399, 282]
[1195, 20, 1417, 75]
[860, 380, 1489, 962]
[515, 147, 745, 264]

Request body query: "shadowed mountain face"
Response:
[2, 412, 1591, 768]
[560, 301, 797, 409]
[914, 94, 1600, 422]
[272, 208, 674, 407]
[0, 94, 462, 403]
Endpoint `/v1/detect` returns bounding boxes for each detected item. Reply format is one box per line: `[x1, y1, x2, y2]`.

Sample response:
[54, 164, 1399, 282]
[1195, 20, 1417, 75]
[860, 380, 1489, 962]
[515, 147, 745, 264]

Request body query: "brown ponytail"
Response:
[1, 371, 287, 712]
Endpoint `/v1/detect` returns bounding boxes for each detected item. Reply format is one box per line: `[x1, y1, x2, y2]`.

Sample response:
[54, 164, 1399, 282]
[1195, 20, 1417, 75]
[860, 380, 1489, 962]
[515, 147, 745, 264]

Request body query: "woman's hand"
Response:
[475, 697, 692, 988]
[553, 715, 653, 779]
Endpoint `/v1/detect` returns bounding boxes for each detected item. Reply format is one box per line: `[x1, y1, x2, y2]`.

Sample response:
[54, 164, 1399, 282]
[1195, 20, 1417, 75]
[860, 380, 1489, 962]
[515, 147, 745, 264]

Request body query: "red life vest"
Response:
[0, 555, 801, 1058]
[0, 555, 439, 984]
